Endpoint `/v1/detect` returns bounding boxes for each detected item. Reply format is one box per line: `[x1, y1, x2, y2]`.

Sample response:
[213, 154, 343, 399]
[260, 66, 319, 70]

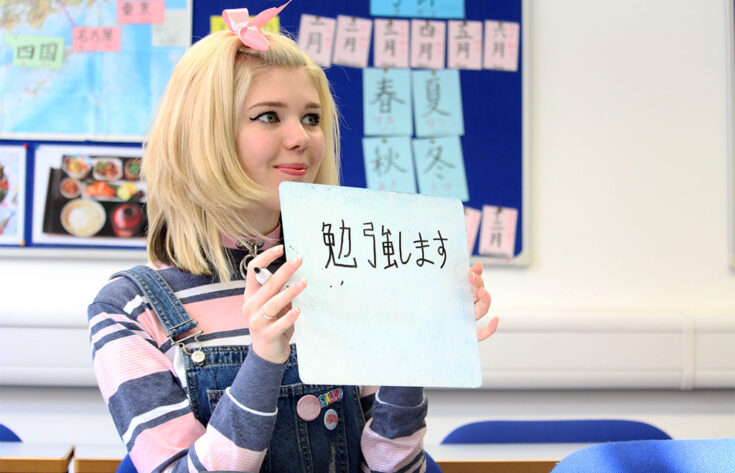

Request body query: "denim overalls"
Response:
[115, 265, 366, 472]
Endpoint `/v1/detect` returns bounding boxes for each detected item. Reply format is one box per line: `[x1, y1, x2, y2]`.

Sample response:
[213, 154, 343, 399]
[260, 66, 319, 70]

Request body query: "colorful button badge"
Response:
[296, 395, 321, 422]
[319, 388, 344, 408]
[324, 408, 338, 430]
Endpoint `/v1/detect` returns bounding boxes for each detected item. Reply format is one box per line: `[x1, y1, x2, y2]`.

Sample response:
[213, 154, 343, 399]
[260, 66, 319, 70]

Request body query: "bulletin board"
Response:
[0, 0, 191, 258]
[195, 0, 530, 265]
[0, 0, 530, 265]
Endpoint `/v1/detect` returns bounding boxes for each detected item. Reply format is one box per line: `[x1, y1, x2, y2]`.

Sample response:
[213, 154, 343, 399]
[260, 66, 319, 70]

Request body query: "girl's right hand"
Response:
[242, 245, 307, 364]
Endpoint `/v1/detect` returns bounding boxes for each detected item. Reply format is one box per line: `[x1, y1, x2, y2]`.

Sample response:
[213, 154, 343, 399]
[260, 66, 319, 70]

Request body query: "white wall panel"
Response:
[2, 313, 732, 389]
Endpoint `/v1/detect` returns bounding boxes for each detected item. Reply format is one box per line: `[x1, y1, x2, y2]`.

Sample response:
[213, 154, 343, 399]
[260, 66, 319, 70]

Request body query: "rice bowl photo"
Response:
[60, 199, 106, 238]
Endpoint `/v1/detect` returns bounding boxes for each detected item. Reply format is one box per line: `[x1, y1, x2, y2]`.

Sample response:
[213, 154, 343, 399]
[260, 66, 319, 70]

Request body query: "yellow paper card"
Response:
[210, 15, 280, 34]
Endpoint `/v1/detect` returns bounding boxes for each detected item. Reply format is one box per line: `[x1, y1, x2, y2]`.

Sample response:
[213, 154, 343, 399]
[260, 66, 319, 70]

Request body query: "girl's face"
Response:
[236, 66, 325, 229]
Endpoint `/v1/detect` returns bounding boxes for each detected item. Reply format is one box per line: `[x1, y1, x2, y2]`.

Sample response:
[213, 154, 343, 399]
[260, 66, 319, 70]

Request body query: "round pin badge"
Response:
[324, 408, 338, 430]
[296, 395, 321, 422]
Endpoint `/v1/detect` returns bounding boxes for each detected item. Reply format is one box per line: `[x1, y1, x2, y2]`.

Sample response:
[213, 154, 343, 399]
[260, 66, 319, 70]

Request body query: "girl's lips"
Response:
[275, 164, 307, 176]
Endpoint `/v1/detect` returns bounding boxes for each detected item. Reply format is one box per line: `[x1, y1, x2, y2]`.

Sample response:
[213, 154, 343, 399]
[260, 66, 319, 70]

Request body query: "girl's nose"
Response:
[283, 120, 310, 150]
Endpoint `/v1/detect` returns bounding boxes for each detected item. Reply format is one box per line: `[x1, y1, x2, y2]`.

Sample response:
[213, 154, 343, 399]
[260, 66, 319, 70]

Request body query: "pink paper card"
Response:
[373, 19, 410, 68]
[298, 14, 336, 67]
[464, 206, 481, 253]
[410, 19, 446, 69]
[72, 27, 121, 52]
[484, 20, 519, 72]
[448, 20, 483, 70]
[478, 205, 517, 258]
[117, 0, 165, 24]
[332, 15, 373, 68]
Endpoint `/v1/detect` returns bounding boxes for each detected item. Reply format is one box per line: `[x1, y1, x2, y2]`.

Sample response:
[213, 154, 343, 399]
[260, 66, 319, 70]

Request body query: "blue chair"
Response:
[0, 423, 21, 442]
[550, 438, 735, 473]
[116, 454, 137, 473]
[441, 419, 671, 444]
[425, 450, 444, 473]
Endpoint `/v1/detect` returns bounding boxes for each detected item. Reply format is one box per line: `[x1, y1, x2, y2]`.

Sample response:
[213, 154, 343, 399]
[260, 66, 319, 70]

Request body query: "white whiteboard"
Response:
[280, 182, 482, 388]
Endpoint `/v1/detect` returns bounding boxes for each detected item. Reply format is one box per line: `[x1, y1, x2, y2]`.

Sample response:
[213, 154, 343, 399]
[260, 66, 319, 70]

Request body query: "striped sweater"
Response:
[87, 256, 428, 473]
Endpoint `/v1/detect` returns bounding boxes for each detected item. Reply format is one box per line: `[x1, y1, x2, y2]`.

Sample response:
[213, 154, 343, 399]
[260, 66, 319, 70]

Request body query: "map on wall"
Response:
[0, 0, 192, 140]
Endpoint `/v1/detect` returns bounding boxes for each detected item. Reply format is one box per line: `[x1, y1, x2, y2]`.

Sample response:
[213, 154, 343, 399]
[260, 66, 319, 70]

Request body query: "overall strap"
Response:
[112, 266, 204, 361]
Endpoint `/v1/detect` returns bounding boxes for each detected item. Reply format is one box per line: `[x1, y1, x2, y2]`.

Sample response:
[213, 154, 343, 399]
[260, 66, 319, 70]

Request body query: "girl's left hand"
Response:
[469, 261, 499, 341]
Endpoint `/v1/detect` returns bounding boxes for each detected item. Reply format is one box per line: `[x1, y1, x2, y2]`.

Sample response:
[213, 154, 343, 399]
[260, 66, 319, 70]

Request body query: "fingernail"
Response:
[290, 256, 301, 266]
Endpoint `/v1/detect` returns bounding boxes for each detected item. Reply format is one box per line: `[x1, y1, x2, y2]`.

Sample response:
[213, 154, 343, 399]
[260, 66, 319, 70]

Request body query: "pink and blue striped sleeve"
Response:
[88, 281, 285, 473]
[360, 386, 428, 473]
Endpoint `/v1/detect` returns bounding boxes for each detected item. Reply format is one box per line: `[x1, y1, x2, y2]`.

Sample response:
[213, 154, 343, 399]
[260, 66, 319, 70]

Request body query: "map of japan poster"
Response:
[0, 0, 192, 140]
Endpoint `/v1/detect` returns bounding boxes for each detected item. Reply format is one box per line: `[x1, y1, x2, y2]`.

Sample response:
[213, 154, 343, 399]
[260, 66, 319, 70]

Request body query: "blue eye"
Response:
[302, 113, 321, 126]
[251, 112, 278, 124]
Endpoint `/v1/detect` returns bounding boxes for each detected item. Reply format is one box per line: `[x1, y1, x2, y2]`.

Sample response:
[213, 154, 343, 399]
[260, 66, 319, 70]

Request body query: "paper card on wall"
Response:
[211, 15, 227, 33]
[370, 0, 465, 19]
[72, 27, 121, 52]
[117, 0, 165, 24]
[6, 35, 64, 69]
[412, 136, 469, 202]
[362, 137, 416, 193]
[412, 69, 464, 137]
[363, 68, 413, 136]
[279, 181, 481, 387]
[153, 9, 189, 47]
[298, 14, 336, 67]
[210, 14, 280, 34]
[373, 19, 410, 68]
[464, 206, 481, 253]
[0, 145, 27, 245]
[410, 19, 446, 69]
[484, 20, 520, 72]
[332, 15, 373, 68]
[478, 205, 517, 257]
[448, 20, 483, 70]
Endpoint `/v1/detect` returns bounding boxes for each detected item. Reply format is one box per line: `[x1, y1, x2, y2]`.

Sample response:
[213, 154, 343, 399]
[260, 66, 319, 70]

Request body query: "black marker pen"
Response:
[253, 266, 273, 285]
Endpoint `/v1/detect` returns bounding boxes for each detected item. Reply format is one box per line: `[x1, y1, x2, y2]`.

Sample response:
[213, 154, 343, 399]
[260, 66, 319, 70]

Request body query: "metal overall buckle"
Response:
[173, 325, 206, 366]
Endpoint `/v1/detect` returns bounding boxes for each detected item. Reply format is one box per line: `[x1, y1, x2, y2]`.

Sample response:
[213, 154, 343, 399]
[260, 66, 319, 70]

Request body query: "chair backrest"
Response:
[0, 424, 21, 442]
[550, 438, 735, 473]
[424, 451, 444, 473]
[441, 419, 671, 444]
[116, 454, 137, 473]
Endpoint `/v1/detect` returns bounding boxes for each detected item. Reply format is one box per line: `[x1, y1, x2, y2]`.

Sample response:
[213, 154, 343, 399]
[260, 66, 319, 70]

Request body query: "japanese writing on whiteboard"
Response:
[322, 220, 449, 269]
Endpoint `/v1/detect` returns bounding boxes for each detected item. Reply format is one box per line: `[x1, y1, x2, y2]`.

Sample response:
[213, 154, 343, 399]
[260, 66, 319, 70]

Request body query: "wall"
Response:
[1, 0, 735, 446]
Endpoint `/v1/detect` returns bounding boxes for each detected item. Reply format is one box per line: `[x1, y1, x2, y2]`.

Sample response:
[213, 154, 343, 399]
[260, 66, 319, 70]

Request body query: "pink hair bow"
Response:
[222, 1, 291, 51]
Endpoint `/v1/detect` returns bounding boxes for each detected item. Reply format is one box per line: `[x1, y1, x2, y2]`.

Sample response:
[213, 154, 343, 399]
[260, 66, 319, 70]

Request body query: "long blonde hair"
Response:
[143, 31, 340, 282]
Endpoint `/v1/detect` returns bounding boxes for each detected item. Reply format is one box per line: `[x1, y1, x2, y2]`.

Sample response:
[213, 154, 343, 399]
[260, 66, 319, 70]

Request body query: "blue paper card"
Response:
[363, 68, 413, 136]
[370, 0, 465, 19]
[412, 136, 469, 201]
[412, 69, 464, 137]
[362, 136, 416, 193]
[279, 181, 482, 387]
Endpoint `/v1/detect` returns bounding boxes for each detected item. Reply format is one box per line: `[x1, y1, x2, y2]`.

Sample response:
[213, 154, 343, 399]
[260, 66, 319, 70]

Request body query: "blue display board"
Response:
[197, 0, 529, 264]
